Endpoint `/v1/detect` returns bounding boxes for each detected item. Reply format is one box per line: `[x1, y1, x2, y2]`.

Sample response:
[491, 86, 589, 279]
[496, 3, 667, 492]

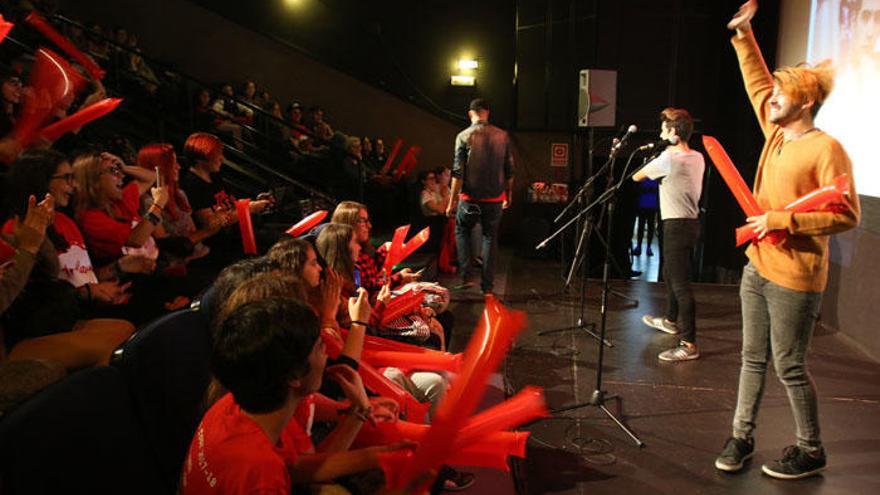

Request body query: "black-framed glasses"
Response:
[50, 172, 75, 184]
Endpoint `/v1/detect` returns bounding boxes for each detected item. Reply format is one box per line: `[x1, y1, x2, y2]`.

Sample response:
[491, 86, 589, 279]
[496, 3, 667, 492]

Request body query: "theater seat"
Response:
[0, 366, 166, 495]
[111, 307, 213, 492]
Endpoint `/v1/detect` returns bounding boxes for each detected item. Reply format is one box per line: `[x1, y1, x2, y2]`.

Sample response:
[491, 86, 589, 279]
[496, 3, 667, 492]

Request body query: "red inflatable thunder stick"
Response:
[39, 98, 122, 142]
[384, 295, 530, 490]
[26, 12, 106, 80]
[379, 138, 403, 176]
[382, 224, 410, 275]
[369, 386, 546, 470]
[733, 174, 851, 246]
[702, 135, 785, 245]
[285, 210, 328, 237]
[0, 15, 13, 43]
[382, 225, 430, 275]
[702, 135, 762, 217]
[379, 287, 425, 326]
[234, 199, 258, 255]
[12, 48, 88, 147]
[392, 145, 422, 182]
[320, 329, 430, 423]
[360, 349, 462, 373]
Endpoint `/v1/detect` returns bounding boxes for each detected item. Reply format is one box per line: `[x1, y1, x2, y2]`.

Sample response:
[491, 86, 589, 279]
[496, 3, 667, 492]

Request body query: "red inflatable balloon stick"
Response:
[734, 174, 851, 246]
[702, 135, 763, 218]
[0, 15, 13, 43]
[347, 330, 431, 354]
[321, 329, 428, 421]
[383, 224, 410, 274]
[380, 288, 426, 326]
[285, 210, 328, 237]
[393, 145, 422, 181]
[379, 138, 403, 176]
[456, 386, 547, 446]
[235, 199, 258, 254]
[39, 97, 121, 142]
[13, 48, 88, 146]
[361, 349, 462, 373]
[26, 12, 105, 80]
[396, 226, 430, 265]
[388, 296, 528, 490]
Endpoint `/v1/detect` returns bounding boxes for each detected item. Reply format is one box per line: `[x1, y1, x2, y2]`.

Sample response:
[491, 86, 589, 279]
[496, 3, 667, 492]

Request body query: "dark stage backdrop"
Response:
[57, 0, 779, 281]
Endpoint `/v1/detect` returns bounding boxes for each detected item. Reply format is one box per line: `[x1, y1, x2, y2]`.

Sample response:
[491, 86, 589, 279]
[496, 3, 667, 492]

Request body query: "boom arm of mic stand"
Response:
[553, 155, 614, 224]
[535, 149, 649, 251]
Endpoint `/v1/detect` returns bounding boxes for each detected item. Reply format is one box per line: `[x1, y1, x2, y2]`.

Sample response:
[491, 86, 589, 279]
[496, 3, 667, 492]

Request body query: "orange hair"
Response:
[183, 132, 223, 163]
[773, 61, 835, 116]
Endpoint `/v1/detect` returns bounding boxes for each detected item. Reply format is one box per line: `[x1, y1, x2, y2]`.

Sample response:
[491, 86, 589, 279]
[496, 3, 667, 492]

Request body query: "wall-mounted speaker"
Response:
[577, 69, 617, 128]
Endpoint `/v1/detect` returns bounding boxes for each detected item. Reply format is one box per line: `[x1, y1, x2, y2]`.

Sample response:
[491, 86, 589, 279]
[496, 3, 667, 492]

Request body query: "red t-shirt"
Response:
[79, 182, 143, 264]
[180, 394, 313, 495]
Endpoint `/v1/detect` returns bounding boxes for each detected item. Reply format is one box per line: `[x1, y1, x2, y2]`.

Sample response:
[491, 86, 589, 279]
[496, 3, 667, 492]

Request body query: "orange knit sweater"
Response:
[732, 31, 860, 293]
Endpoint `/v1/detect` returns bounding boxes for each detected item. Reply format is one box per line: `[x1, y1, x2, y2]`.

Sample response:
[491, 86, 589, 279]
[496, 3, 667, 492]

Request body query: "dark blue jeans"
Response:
[662, 218, 701, 344]
[455, 200, 503, 292]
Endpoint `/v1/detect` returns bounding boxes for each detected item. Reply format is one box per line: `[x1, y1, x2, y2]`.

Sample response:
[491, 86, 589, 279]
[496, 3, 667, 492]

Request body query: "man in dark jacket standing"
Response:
[445, 98, 514, 295]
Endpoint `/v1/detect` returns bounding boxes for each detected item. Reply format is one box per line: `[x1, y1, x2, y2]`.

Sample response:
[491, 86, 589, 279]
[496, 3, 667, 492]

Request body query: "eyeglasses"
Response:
[50, 173, 75, 184]
[356, 217, 371, 225]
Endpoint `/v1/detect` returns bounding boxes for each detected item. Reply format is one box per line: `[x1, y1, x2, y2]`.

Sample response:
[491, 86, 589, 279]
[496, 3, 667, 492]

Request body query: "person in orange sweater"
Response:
[715, 1, 860, 480]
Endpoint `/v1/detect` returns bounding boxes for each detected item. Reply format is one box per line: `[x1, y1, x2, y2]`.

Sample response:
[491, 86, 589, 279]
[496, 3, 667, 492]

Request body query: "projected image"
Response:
[809, 0, 880, 197]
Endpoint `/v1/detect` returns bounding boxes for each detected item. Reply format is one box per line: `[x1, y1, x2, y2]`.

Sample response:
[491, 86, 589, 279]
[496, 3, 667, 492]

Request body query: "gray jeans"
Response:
[732, 263, 823, 452]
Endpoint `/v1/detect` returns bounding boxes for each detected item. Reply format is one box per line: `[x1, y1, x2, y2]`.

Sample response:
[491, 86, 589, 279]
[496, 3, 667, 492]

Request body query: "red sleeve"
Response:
[120, 182, 143, 220]
[79, 209, 132, 262]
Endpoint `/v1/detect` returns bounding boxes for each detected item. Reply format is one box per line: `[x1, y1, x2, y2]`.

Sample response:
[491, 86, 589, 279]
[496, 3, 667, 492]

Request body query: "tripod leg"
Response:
[598, 404, 645, 447]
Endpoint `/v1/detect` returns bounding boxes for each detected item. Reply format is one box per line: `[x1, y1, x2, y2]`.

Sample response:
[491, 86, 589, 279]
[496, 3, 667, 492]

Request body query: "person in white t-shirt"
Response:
[632, 107, 705, 362]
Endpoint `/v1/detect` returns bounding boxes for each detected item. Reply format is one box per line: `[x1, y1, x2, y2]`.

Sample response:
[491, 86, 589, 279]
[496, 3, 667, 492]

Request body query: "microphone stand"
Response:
[549, 147, 653, 448]
[535, 144, 619, 347]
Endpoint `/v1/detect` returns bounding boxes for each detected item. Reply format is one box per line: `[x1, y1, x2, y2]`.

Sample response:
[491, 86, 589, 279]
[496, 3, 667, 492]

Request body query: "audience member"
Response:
[179, 132, 272, 260]
[180, 297, 404, 494]
[0, 183, 134, 371]
[73, 151, 165, 266]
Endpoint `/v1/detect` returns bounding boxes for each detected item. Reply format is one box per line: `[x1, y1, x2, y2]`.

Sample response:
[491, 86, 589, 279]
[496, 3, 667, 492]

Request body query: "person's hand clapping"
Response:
[319, 268, 343, 321]
[14, 194, 54, 255]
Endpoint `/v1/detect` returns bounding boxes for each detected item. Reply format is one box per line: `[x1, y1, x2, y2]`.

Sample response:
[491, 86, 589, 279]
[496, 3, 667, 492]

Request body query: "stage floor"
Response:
[444, 254, 880, 495]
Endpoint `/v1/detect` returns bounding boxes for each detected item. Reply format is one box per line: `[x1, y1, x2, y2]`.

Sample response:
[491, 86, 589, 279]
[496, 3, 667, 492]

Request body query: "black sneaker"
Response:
[762, 445, 826, 480]
[715, 437, 755, 472]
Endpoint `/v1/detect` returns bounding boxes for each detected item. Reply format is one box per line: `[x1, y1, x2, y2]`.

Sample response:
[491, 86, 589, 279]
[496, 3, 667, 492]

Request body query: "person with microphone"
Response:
[631, 108, 705, 362]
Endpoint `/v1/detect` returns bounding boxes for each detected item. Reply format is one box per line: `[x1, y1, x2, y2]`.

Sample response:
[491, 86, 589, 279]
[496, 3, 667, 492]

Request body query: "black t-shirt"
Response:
[180, 170, 238, 255]
[180, 170, 235, 212]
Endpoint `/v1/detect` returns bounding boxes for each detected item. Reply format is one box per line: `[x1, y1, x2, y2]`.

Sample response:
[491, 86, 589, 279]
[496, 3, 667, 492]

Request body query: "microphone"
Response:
[638, 135, 680, 151]
[612, 124, 638, 152]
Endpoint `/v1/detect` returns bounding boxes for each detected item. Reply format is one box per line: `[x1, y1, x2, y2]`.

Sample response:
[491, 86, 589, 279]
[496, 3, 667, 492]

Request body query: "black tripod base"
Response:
[551, 390, 645, 448]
